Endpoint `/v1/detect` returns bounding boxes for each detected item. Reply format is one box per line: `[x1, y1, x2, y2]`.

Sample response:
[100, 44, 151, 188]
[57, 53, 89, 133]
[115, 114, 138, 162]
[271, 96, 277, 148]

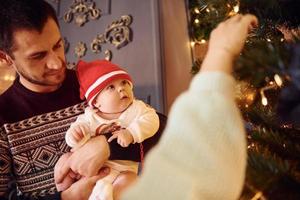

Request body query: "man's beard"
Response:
[16, 66, 66, 86]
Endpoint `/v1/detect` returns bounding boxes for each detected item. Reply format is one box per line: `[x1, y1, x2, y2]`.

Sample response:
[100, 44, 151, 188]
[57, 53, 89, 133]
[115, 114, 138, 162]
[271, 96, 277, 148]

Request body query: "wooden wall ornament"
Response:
[91, 15, 133, 53]
[75, 41, 87, 58]
[104, 50, 112, 61]
[64, 0, 101, 27]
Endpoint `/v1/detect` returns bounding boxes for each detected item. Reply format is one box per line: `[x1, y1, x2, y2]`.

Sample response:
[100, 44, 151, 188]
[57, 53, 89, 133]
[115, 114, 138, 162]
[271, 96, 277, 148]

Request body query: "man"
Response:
[0, 0, 110, 199]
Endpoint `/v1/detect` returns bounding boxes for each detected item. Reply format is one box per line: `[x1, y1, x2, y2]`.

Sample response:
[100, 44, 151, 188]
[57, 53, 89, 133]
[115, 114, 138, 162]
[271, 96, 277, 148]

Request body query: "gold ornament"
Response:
[75, 41, 87, 58]
[91, 15, 132, 53]
[64, 0, 101, 27]
[259, 74, 283, 106]
[236, 81, 257, 108]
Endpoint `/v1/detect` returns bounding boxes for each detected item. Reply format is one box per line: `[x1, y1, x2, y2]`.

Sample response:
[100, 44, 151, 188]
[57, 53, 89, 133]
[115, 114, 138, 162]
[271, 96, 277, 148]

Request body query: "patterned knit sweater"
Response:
[0, 70, 83, 200]
[122, 72, 247, 200]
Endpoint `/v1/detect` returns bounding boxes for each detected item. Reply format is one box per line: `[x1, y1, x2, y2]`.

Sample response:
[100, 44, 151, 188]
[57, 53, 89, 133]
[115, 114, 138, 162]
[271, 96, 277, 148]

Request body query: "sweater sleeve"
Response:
[65, 108, 92, 148]
[122, 72, 247, 200]
[126, 101, 160, 143]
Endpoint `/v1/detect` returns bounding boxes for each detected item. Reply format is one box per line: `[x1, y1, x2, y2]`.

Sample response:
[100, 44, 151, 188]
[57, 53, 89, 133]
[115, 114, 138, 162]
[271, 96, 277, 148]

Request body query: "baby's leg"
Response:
[113, 171, 137, 200]
[89, 168, 120, 200]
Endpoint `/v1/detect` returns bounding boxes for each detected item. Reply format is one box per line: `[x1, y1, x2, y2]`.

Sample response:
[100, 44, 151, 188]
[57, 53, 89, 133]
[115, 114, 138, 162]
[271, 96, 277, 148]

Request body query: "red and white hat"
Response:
[76, 60, 133, 106]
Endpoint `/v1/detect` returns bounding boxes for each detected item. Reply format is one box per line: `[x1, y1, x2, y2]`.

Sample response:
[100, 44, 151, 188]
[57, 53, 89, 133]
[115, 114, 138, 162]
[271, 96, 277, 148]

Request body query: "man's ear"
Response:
[0, 50, 14, 66]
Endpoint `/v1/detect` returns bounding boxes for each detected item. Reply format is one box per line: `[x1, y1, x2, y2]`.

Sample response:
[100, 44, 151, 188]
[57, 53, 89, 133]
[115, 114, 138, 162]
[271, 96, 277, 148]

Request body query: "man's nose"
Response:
[46, 51, 62, 69]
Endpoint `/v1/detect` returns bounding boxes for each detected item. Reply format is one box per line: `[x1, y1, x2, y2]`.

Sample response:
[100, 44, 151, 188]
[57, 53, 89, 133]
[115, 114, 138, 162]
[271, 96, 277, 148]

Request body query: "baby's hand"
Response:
[67, 124, 90, 151]
[71, 125, 85, 142]
[108, 129, 133, 147]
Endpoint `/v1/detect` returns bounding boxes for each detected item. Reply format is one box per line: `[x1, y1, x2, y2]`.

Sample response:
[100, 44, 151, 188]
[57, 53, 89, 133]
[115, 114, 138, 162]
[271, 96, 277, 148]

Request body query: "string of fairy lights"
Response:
[188, 0, 286, 107]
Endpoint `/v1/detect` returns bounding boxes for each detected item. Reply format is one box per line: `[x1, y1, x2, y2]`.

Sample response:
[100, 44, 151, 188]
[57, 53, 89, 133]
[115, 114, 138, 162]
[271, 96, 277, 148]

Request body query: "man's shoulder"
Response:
[65, 69, 78, 82]
[0, 78, 21, 108]
[0, 83, 14, 101]
[0, 86, 15, 122]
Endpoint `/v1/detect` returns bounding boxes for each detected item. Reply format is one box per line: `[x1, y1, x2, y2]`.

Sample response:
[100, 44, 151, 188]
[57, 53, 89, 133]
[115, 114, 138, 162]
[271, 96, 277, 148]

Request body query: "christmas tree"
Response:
[188, 0, 300, 199]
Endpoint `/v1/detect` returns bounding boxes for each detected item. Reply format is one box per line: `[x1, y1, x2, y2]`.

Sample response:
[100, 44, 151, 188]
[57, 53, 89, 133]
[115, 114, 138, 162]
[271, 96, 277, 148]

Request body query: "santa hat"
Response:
[76, 60, 133, 106]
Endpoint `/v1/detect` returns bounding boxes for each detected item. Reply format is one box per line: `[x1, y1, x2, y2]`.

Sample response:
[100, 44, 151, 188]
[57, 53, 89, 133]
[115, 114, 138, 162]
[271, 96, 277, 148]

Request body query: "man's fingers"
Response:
[55, 158, 72, 183]
[90, 167, 110, 182]
[108, 134, 118, 142]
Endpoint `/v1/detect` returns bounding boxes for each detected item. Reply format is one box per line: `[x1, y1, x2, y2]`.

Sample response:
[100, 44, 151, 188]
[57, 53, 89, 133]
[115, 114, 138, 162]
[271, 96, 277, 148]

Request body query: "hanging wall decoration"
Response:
[64, 0, 101, 27]
[75, 41, 87, 58]
[91, 15, 133, 53]
[104, 50, 112, 61]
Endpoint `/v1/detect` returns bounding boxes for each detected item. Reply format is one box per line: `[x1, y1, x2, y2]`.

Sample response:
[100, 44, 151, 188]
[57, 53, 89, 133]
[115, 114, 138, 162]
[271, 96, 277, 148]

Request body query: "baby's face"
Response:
[94, 79, 133, 113]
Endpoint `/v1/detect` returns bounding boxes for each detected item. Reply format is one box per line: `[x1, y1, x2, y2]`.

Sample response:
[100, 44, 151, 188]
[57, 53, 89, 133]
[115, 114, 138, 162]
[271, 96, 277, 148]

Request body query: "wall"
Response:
[159, 0, 193, 113]
[49, 0, 165, 113]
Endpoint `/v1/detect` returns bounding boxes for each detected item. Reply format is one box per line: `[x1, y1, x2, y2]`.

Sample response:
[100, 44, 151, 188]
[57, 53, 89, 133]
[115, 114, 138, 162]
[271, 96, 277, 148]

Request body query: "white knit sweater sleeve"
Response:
[122, 72, 247, 200]
[126, 100, 160, 143]
[65, 107, 93, 148]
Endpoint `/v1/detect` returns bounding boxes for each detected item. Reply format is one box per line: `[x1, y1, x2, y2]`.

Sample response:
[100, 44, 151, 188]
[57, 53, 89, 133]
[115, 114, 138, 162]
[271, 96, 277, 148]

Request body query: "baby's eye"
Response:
[107, 85, 115, 90]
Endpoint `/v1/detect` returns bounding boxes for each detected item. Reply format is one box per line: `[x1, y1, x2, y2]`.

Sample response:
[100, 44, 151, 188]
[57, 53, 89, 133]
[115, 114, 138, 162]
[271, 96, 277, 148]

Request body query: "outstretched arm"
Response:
[122, 14, 258, 200]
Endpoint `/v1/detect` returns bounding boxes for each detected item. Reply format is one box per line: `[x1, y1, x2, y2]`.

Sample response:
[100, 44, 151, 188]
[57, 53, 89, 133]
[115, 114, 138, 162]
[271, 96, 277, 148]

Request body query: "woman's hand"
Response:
[201, 14, 258, 74]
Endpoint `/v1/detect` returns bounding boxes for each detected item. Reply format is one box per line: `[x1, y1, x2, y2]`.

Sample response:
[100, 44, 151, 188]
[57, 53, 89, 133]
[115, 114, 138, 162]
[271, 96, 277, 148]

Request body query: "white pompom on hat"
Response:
[76, 59, 133, 106]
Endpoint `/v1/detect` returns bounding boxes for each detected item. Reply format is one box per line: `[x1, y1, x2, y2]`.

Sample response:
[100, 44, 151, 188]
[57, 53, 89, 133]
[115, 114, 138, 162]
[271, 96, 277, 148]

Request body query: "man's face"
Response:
[11, 17, 66, 93]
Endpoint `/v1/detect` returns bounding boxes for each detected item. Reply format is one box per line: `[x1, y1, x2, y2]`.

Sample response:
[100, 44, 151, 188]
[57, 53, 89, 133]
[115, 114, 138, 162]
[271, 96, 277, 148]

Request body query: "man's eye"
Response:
[54, 43, 63, 50]
[31, 53, 46, 60]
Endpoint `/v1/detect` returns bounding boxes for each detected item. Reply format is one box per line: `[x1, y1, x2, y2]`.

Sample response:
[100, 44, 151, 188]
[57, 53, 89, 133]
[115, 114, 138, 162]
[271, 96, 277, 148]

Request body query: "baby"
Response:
[55, 60, 160, 200]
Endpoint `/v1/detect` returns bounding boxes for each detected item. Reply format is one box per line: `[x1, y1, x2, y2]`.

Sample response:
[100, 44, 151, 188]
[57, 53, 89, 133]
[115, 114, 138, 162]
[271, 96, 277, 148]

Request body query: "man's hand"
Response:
[61, 167, 110, 200]
[54, 152, 78, 191]
[108, 129, 133, 147]
[56, 135, 110, 183]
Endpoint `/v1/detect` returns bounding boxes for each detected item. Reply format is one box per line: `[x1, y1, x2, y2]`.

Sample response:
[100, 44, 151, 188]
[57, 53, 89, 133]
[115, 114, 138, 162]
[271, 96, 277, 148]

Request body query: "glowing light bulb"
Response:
[233, 5, 239, 13]
[190, 41, 196, 47]
[274, 74, 283, 87]
[200, 39, 206, 44]
[194, 8, 200, 14]
[194, 19, 200, 24]
[262, 96, 268, 106]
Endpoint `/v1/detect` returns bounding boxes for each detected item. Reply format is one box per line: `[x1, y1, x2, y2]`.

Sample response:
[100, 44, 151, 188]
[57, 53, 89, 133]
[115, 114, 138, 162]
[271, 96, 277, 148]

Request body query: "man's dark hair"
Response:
[0, 0, 59, 56]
